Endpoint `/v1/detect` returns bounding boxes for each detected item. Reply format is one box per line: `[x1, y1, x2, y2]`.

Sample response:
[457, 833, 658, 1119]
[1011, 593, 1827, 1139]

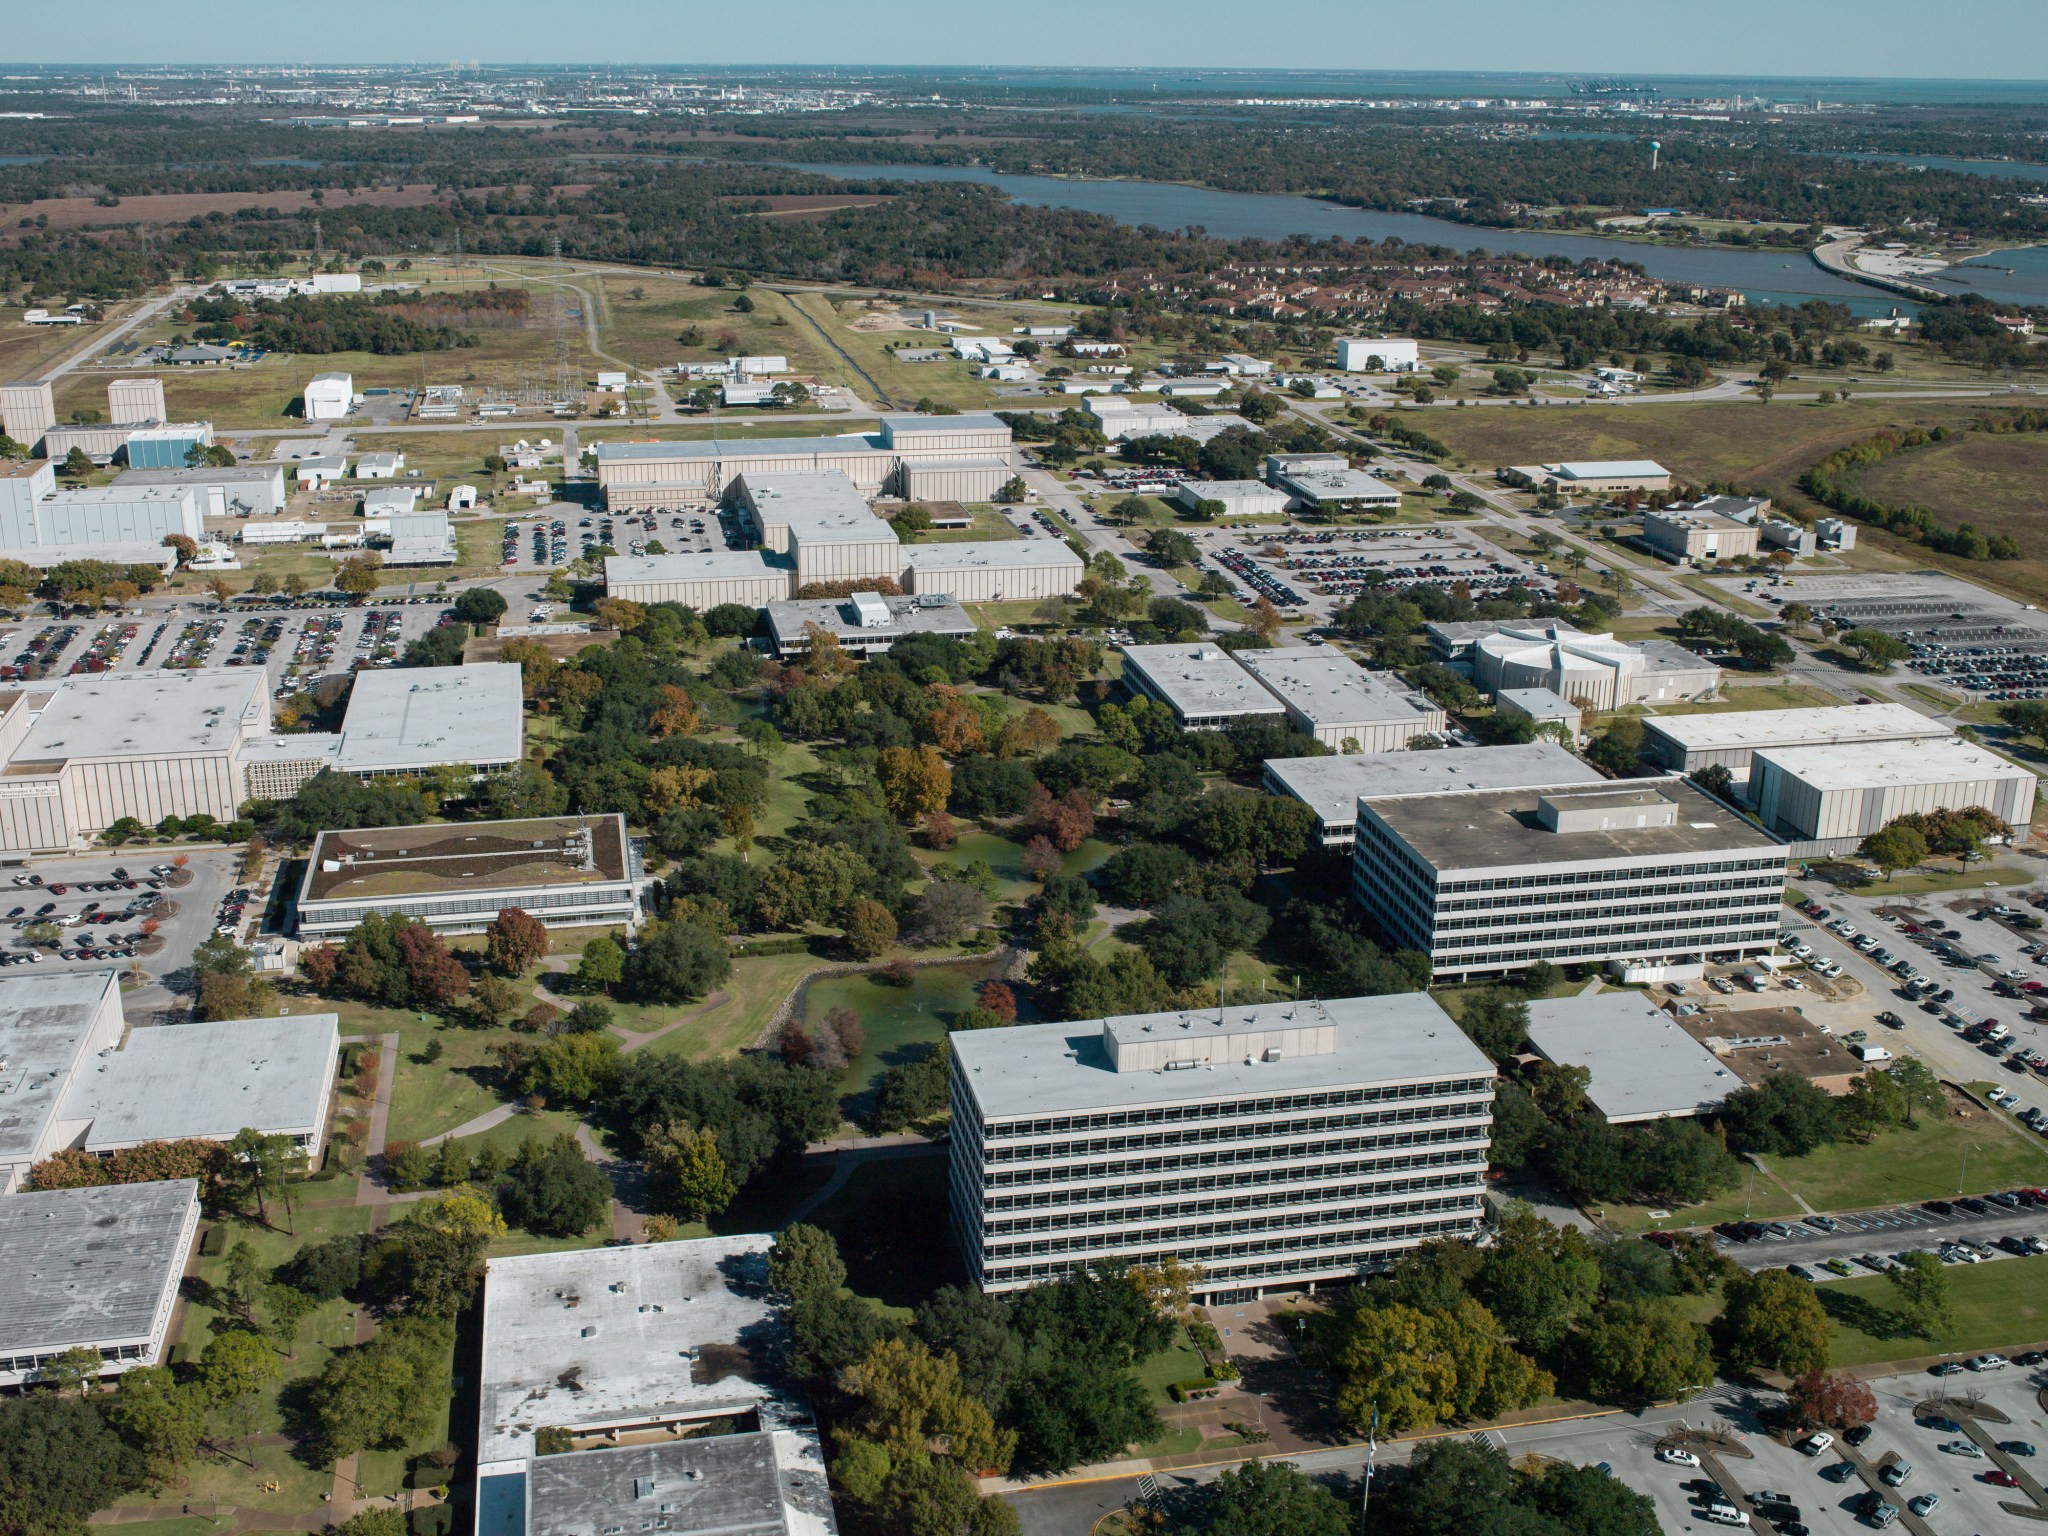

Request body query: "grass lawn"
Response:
[94, 1520, 235, 1536]
[1676, 576, 1773, 618]
[1767, 1109, 2048, 1211]
[933, 829, 1113, 903]
[803, 1151, 963, 1309]
[903, 503, 1023, 545]
[636, 948, 827, 1059]
[1602, 1177, 1804, 1236]
[800, 958, 1006, 1109]
[1817, 1253, 2048, 1367]
[967, 600, 1062, 631]
[1840, 864, 2032, 897]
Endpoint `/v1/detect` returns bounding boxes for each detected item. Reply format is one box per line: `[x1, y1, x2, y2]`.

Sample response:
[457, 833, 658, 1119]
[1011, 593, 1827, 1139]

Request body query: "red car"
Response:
[1987, 1469, 2020, 1488]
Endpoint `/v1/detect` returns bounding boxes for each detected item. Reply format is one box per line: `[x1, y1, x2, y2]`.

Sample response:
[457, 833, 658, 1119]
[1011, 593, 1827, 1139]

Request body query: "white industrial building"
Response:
[114, 464, 287, 517]
[1639, 506, 1762, 565]
[0, 1179, 201, 1387]
[475, 1237, 837, 1536]
[1336, 338, 1420, 372]
[947, 994, 1495, 1300]
[303, 372, 355, 421]
[1454, 621, 1720, 711]
[605, 549, 794, 610]
[40, 423, 133, 465]
[0, 969, 338, 1193]
[1508, 459, 1673, 494]
[1351, 778, 1787, 981]
[593, 414, 1014, 509]
[1495, 687, 1583, 741]
[898, 539, 1084, 604]
[1173, 478, 1290, 518]
[0, 471, 205, 556]
[762, 593, 976, 658]
[1750, 739, 2038, 855]
[1234, 647, 1445, 751]
[294, 455, 348, 487]
[356, 451, 405, 479]
[1119, 643, 1288, 731]
[296, 813, 637, 939]
[1524, 992, 1739, 1124]
[1270, 463, 1402, 512]
[242, 662, 525, 798]
[737, 471, 902, 589]
[107, 377, 167, 427]
[1641, 703, 1952, 787]
[376, 509, 456, 566]
[1263, 741, 1604, 850]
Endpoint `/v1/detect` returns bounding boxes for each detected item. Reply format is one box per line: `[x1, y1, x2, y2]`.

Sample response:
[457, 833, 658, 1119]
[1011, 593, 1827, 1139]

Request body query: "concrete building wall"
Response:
[60, 751, 245, 835]
[0, 779, 75, 855]
[0, 382, 55, 450]
[41, 424, 131, 463]
[790, 533, 901, 589]
[900, 461, 1012, 501]
[901, 557, 1078, 605]
[107, 378, 166, 427]
[608, 569, 791, 609]
[1755, 759, 2038, 846]
[0, 489, 205, 552]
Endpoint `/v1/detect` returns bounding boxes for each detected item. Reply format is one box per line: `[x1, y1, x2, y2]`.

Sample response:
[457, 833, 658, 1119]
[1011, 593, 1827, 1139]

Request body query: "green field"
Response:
[1819, 1253, 2048, 1367]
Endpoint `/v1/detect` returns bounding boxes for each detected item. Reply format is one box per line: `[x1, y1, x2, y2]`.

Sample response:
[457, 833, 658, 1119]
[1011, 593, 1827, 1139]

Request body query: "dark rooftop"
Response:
[302, 815, 627, 903]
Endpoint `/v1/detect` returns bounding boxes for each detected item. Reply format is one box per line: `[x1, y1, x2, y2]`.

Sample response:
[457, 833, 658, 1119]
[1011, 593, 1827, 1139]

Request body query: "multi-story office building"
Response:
[947, 994, 1496, 1301]
[1351, 777, 1786, 981]
[1263, 741, 1604, 851]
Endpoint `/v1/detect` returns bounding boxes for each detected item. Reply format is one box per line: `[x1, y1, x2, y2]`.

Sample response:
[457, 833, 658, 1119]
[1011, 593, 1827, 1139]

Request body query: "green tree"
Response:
[1888, 1251, 1956, 1340]
[263, 1283, 316, 1360]
[453, 587, 509, 625]
[200, 1331, 281, 1462]
[310, 1317, 453, 1460]
[498, 1135, 613, 1237]
[1578, 1299, 1717, 1404]
[1841, 627, 1909, 671]
[106, 1365, 207, 1492]
[620, 919, 731, 1003]
[469, 972, 522, 1028]
[769, 1223, 848, 1303]
[1456, 989, 1530, 1061]
[0, 1393, 144, 1536]
[1330, 1298, 1551, 1433]
[1166, 1459, 1349, 1536]
[577, 933, 625, 991]
[1719, 1267, 1831, 1377]
[644, 1121, 736, 1221]
[1888, 1056, 1945, 1124]
[842, 898, 898, 960]
[1585, 714, 1644, 776]
[1859, 821, 1928, 881]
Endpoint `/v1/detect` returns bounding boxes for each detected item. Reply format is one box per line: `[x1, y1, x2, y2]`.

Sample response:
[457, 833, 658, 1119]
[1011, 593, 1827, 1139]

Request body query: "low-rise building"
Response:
[123, 423, 215, 471]
[1233, 647, 1445, 751]
[107, 378, 166, 427]
[0, 483, 205, 554]
[1118, 643, 1286, 731]
[1524, 992, 1740, 1123]
[762, 593, 976, 659]
[1641, 703, 1951, 787]
[1262, 741, 1603, 850]
[294, 456, 348, 488]
[1751, 738, 2038, 854]
[1336, 338, 1420, 372]
[114, 464, 287, 517]
[1640, 506, 1761, 565]
[605, 550, 792, 610]
[1462, 621, 1720, 710]
[304, 373, 354, 420]
[1495, 687, 1583, 741]
[1172, 478, 1290, 518]
[947, 994, 1496, 1300]
[244, 662, 526, 799]
[899, 539, 1084, 604]
[0, 1179, 201, 1388]
[0, 379, 56, 451]
[356, 451, 405, 479]
[1351, 778, 1786, 981]
[1508, 459, 1673, 495]
[1270, 464, 1402, 512]
[475, 1236, 836, 1536]
[296, 813, 637, 938]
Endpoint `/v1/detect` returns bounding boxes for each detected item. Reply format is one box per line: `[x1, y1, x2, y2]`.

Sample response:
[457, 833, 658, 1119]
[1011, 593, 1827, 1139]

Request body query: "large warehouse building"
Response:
[1751, 739, 2038, 854]
[1263, 741, 1605, 850]
[0, 474, 206, 556]
[1351, 778, 1787, 981]
[1507, 459, 1673, 494]
[1641, 703, 1952, 787]
[947, 994, 1496, 1301]
[115, 464, 288, 518]
[593, 414, 1014, 509]
[0, 1179, 201, 1388]
[1234, 648, 1445, 750]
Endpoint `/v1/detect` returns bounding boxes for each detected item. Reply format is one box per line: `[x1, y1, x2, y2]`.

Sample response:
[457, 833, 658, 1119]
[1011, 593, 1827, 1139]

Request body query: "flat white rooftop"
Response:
[0, 969, 119, 1168]
[334, 663, 524, 773]
[898, 540, 1083, 573]
[477, 1235, 785, 1470]
[1754, 737, 2037, 790]
[1120, 643, 1285, 721]
[1498, 686, 1580, 720]
[60, 1013, 338, 1147]
[0, 1179, 198, 1353]
[1235, 647, 1436, 730]
[15, 668, 265, 762]
[1644, 703, 1950, 754]
[951, 993, 1493, 1120]
[1526, 993, 1741, 1123]
[604, 550, 784, 587]
[1550, 459, 1669, 479]
[1264, 742, 1603, 828]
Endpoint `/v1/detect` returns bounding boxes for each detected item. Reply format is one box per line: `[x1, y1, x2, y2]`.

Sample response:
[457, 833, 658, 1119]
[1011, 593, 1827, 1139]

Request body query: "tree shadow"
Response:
[1817, 1288, 1916, 1341]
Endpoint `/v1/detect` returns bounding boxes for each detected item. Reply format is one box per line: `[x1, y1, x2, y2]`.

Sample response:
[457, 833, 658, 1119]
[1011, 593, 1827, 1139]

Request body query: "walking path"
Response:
[350, 1034, 401, 1209]
[782, 1139, 943, 1228]
[616, 990, 732, 1053]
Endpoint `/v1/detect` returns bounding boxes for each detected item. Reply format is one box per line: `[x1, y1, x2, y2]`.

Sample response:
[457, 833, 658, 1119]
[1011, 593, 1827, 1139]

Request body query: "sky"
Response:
[9, 0, 2048, 78]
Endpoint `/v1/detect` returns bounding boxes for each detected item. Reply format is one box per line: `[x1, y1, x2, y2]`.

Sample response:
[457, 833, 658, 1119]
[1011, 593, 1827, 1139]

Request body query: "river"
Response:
[785, 160, 2048, 312]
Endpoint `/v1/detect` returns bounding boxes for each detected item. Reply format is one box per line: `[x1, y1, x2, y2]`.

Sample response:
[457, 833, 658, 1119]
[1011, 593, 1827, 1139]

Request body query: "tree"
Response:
[485, 907, 550, 976]
[398, 923, 470, 1009]
[913, 880, 989, 946]
[310, 1316, 453, 1459]
[1585, 714, 1644, 776]
[877, 745, 951, 824]
[200, 1331, 281, 1461]
[1720, 1073, 1841, 1156]
[1841, 627, 1909, 671]
[577, 933, 626, 991]
[469, 973, 522, 1028]
[1888, 1056, 1945, 1124]
[1888, 1250, 1956, 1340]
[453, 587, 509, 625]
[643, 1121, 737, 1221]
[1719, 1267, 1831, 1377]
[498, 1134, 613, 1237]
[61, 445, 93, 479]
[621, 919, 732, 1002]
[768, 1222, 847, 1303]
[385, 1192, 504, 1314]
[1330, 1298, 1551, 1433]
[836, 1336, 1016, 1476]
[1577, 1299, 1717, 1404]
[1859, 821, 1928, 881]
[263, 1283, 316, 1360]
[843, 898, 898, 959]
[1457, 989, 1530, 1061]
[333, 552, 384, 596]
[1166, 1459, 1351, 1536]
[0, 1393, 144, 1536]
[1786, 1369, 1877, 1431]
[106, 1366, 207, 1492]
[1691, 763, 1736, 801]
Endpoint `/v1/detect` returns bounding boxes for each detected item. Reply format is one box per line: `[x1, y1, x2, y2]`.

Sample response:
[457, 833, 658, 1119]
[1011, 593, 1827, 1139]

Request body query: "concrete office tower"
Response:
[948, 994, 1496, 1300]
[0, 380, 55, 451]
[107, 377, 166, 426]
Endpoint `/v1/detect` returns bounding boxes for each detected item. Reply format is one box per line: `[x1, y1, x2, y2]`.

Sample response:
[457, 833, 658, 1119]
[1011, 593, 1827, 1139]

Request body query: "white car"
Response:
[1969, 1353, 2009, 1371]
[1798, 1431, 1836, 1457]
[1657, 1447, 1701, 1467]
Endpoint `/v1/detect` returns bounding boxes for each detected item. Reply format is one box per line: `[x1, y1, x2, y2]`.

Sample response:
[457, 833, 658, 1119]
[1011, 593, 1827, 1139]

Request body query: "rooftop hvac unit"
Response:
[916, 592, 948, 608]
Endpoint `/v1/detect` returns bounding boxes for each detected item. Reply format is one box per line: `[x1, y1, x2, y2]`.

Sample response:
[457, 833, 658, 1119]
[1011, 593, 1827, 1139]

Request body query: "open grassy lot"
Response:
[1818, 1252, 2048, 1367]
[1768, 1108, 2048, 1211]
[785, 291, 999, 409]
[580, 418, 879, 444]
[1641, 682, 1848, 715]
[598, 277, 839, 382]
[0, 306, 131, 382]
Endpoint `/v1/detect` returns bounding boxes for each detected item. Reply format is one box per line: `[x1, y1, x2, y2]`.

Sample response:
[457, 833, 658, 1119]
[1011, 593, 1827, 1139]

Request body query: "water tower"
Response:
[1649, 140, 1661, 171]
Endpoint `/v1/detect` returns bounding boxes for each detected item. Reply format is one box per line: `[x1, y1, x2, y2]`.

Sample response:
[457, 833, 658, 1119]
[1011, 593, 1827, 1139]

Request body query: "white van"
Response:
[1851, 1043, 1893, 1063]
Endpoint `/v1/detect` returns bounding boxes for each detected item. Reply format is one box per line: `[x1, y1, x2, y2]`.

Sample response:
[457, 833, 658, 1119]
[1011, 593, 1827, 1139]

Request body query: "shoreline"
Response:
[1810, 235, 1946, 300]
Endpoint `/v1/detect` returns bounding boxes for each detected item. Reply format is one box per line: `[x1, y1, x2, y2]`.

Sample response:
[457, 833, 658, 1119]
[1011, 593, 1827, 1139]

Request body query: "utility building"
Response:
[107, 377, 166, 427]
[123, 423, 215, 470]
[947, 995, 1496, 1301]
[114, 464, 287, 517]
[0, 380, 55, 452]
[304, 372, 355, 421]
[1336, 338, 1420, 372]
[1351, 779, 1787, 981]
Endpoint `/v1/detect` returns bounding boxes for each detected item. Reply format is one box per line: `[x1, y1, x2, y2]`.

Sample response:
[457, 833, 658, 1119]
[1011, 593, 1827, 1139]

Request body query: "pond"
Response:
[800, 952, 1014, 1105]
[933, 830, 1114, 900]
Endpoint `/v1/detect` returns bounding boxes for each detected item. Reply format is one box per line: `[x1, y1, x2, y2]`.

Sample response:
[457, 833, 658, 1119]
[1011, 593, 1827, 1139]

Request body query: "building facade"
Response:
[1751, 739, 2038, 854]
[1234, 647, 1445, 751]
[947, 995, 1495, 1301]
[1352, 779, 1787, 981]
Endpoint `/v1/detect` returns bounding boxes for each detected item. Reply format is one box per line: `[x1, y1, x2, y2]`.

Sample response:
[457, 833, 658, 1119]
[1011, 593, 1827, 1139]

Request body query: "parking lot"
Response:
[1711, 1199, 2048, 1278]
[501, 507, 721, 569]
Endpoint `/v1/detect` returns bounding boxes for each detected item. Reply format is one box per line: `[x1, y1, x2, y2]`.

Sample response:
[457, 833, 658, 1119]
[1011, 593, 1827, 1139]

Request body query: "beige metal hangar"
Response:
[732, 470, 903, 589]
[1751, 738, 2039, 854]
[900, 457, 1014, 502]
[603, 550, 793, 609]
[900, 540, 1085, 604]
